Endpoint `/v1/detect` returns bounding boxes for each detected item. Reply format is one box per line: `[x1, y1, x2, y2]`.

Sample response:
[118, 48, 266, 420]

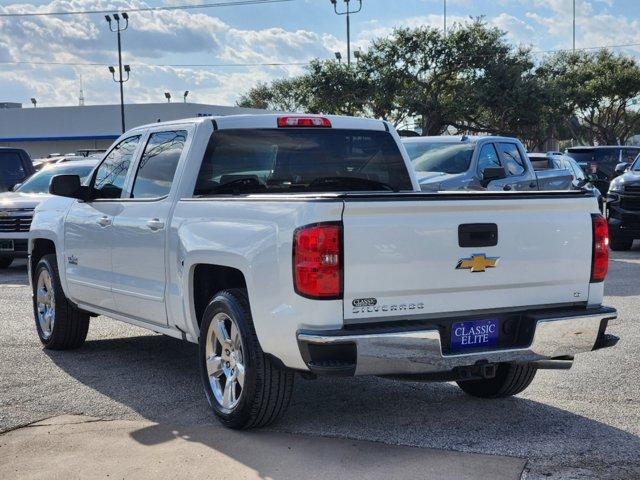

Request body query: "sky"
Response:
[0, 0, 639, 108]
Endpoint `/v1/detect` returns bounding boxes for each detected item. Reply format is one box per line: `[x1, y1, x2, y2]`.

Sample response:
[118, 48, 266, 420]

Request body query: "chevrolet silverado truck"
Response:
[29, 115, 618, 429]
[403, 136, 573, 192]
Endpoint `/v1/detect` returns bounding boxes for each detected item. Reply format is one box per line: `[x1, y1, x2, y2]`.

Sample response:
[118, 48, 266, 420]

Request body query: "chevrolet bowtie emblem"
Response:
[456, 254, 499, 273]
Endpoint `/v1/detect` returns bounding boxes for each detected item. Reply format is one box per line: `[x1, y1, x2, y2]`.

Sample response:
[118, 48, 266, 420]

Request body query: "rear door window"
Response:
[194, 129, 413, 195]
[498, 143, 526, 176]
[131, 130, 187, 199]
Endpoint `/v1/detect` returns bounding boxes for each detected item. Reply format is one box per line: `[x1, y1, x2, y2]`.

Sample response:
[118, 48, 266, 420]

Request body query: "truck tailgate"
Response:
[342, 193, 596, 323]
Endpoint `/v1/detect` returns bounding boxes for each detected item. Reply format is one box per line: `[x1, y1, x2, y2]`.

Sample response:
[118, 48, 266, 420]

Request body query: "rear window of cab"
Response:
[194, 129, 413, 195]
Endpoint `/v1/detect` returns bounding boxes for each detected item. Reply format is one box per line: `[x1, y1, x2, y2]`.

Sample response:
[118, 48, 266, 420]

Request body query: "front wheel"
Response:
[199, 289, 294, 429]
[33, 254, 89, 349]
[456, 362, 537, 398]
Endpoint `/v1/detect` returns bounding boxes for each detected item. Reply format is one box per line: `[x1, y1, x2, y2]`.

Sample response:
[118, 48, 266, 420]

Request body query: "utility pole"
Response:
[444, 0, 447, 38]
[329, 0, 363, 67]
[572, 0, 576, 51]
[105, 12, 130, 134]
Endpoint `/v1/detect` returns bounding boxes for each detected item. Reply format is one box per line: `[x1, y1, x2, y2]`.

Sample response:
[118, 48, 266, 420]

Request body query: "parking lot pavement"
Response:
[1, 248, 639, 480]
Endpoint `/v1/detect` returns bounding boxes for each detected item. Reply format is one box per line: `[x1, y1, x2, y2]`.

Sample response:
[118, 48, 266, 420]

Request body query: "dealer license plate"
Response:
[451, 319, 499, 352]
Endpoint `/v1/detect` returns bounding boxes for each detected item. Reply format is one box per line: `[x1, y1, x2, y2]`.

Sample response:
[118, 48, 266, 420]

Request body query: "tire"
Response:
[456, 362, 537, 398]
[33, 254, 89, 349]
[0, 257, 13, 269]
[199, 289, 294, 429]
[609, 232, 633, 251]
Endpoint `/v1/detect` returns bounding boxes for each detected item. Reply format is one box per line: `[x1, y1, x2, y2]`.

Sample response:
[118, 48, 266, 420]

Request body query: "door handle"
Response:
[529, 182, 536, 189]
[502, 185, 512, 191]
[97, 216, 112, 227]
[147, 218, 165, 231]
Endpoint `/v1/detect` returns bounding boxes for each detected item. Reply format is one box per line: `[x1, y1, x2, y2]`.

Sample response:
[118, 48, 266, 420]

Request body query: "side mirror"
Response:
[49, 175, 87, 200]
[586, 173, 597, 183]
[614, 162, 629, 176]
[481, 167, 506, 187]
[10, 183, 22, 192]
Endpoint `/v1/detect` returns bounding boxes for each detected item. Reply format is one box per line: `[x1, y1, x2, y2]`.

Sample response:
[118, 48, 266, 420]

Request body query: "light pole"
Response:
[165, 92, 171, 103]
[183, 91, 189, 103]
[572, 0, 576, 51]
[30, 98, 37, 108]
[444, 0, 447, 38]
[334, 51, 342, 64]
[105, 12, 129, 134]
[329, 0, 363, 67]
[108, 64, 130, 132]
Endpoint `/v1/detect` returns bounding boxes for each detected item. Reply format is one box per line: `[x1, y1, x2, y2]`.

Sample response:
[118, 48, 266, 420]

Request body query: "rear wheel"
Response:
[456, 362, 537, 398]
[33, 254, 89, 349]
[0, 257, 13, 269]
[609, 232, 633, 251]
[199, 289, 294, 429]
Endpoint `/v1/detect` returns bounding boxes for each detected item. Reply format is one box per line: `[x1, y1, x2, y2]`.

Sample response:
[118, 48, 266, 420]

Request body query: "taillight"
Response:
[277, 116, 332, 128]
[591, 214, 609, 283]
[293, 223, 342, 299]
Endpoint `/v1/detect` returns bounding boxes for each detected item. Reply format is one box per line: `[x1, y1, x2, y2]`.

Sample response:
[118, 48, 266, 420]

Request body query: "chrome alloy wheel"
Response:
[36, 269, 55, 340]
[205, 312, 246, 410]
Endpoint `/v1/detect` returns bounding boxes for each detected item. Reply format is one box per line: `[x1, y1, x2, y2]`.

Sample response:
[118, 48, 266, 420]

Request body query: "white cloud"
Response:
[0, 0, 342, 106]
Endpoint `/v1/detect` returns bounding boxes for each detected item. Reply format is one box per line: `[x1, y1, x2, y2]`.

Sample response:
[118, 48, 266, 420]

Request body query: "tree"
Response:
[237, 77, 307, 112]
[540, 50, 640, 145]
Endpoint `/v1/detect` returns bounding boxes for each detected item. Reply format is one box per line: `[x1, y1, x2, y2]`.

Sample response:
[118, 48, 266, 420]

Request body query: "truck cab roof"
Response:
[129, 114, 390, 134]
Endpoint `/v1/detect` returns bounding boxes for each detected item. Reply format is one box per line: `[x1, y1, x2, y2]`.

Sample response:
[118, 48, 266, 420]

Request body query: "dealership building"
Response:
[0, 102, 270, 159]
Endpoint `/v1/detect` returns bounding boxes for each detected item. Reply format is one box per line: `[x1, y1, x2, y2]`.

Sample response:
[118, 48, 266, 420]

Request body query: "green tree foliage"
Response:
[237, 20, 640, 147]
[539, 50, 640, 145]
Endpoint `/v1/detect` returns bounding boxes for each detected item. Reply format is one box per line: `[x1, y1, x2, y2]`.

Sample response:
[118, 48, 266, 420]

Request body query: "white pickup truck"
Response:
[29, 114, 618, 429]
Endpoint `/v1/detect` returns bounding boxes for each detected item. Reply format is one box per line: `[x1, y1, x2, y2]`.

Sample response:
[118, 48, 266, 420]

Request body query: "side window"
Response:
[477, 143, 502, 175]
[93, 136, 140, 199]
[0, 151, 26, 185]
[498, 143, 526, 176]
[131, 130, 187, 199]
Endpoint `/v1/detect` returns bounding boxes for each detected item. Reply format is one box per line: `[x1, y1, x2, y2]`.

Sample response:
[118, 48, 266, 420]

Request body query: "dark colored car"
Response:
[565, 146, 640, 196]
[606, 155, 640, 250]
[0, 148, 35, 192]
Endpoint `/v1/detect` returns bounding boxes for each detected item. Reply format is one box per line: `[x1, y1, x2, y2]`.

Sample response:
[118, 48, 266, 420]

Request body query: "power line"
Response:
[0, 0, 295, 18]
[0, 60, 309, 68]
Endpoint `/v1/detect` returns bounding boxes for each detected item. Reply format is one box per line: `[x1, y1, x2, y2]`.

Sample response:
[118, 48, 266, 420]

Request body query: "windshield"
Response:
[16, 164, 95, 193]
[404, 141, 474, 174]
[195, 129, 413, 195]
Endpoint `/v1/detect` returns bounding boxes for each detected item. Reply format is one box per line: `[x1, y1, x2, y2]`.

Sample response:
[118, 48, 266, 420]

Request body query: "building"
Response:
[0, 102, 271, 158]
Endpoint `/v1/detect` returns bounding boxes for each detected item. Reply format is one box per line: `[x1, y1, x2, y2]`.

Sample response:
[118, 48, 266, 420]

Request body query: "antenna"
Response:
[79, 73, 85, 106]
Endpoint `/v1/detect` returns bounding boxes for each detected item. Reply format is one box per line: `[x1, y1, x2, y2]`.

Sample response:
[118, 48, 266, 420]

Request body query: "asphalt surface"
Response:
[1, 248, 639, 480]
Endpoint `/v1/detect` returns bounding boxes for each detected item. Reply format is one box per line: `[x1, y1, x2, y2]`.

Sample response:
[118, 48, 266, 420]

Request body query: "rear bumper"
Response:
[297, 306, 617, 376]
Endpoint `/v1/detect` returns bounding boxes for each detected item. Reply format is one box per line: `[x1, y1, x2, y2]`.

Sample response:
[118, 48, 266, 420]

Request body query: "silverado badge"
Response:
[456, 254, 499, 273]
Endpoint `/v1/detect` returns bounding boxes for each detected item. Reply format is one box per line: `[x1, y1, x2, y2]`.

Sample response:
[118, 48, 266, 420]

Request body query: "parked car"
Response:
[529, 152, 602, 208]
[402, 136, 573, 191]
[30, 115, 616, 429]
[0, 159, 97, 269]
[33, 154, 90, 171]
[606, 154, 640, 250]
[565, 146, 640, 195]
[0, 147, 35, 192]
